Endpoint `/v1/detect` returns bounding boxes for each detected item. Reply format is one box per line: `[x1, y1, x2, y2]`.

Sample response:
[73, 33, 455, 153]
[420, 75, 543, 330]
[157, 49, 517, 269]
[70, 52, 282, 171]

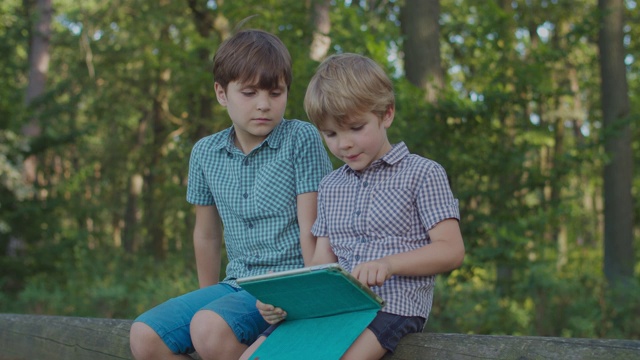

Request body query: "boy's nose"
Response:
[337, 135, 352, 149]
[256, 94, 271, 111]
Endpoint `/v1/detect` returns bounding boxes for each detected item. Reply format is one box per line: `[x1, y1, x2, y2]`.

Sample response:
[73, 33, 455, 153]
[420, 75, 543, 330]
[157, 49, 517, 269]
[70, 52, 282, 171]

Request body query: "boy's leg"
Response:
[239, 335, 266, 360]
[341, 329, 387, 360]
[342, 312, 426, 360]
[238, 323, 279, 360]
[130, 284, 237, 359]
[130, 322, 193, 360]
[191, 289, 270, 360]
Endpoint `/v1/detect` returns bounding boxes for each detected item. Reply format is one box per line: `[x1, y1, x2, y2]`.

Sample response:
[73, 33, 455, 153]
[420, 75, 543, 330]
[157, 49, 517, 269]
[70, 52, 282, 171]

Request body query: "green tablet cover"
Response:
[238, 264, 384, 320]
[238, 264, 385, 360]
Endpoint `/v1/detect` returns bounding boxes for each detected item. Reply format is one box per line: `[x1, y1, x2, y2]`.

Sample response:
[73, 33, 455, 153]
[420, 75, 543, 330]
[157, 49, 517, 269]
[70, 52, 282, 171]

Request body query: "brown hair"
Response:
[304, 53, 394, 127]
[213, 29, 292, 91]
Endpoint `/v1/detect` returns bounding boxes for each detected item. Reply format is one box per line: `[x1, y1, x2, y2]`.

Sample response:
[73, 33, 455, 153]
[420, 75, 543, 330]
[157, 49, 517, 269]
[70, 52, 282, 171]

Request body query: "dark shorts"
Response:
[367, 311, 425, 352]
[260, 311, 424, 353]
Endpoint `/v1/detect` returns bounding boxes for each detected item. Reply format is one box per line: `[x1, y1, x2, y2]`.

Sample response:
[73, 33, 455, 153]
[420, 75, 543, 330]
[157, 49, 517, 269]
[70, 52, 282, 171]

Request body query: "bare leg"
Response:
[130, 322, 192, 360]
[239, 335, 266, 360]
[341, 328, 387, 360]
[191, 310, 248, 360]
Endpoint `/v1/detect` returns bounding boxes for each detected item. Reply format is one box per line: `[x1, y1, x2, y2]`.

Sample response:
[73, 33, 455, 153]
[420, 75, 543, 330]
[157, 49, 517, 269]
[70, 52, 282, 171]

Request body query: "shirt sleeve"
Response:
[311, 180, 328, 237]
[417, 162, 460, 230]
[186, 140, 215, 206]
[294, 123, 333, 195]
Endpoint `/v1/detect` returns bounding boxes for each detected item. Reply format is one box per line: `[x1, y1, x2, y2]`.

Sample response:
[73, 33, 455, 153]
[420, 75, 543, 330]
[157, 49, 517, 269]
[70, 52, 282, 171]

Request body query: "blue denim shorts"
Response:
[134, 283, 269, 354]
[367, 311, 425, 352]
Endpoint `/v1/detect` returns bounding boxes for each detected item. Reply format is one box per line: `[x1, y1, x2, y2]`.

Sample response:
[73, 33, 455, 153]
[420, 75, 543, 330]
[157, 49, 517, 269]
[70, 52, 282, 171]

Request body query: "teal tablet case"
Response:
[238, 264, 385, 360]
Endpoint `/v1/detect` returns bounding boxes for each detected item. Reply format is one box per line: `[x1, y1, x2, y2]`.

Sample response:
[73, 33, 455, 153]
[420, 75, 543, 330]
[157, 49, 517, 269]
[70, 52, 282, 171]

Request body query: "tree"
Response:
[309, 0, 331, 61]
[400, 0, 443, 103]
[598, 0, 634, 284]
[22, 0, 52, 185]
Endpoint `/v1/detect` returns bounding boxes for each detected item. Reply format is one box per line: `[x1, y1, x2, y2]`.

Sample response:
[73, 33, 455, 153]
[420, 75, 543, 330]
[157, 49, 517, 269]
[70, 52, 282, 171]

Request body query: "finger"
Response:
[257, 302, 274, 311]
[376, 270, 386, 286]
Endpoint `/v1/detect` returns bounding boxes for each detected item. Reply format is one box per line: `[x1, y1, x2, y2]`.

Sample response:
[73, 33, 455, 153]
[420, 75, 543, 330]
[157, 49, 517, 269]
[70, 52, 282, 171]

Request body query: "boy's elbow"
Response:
[451, 243, 465, 269]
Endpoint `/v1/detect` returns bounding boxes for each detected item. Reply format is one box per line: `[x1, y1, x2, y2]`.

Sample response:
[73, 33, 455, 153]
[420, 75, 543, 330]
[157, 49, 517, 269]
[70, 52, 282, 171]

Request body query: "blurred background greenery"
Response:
[0, 0, 638, 339]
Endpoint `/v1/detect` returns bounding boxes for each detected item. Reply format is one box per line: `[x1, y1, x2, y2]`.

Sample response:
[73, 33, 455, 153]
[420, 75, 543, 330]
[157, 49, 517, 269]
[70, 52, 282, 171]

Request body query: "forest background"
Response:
[1, 0, 638, 340]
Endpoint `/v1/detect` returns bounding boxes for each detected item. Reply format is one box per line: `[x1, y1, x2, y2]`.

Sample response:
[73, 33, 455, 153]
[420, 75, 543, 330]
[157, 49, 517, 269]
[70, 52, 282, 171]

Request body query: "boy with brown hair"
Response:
[129, 29, 332, 360]
[247, 53, 465, 359]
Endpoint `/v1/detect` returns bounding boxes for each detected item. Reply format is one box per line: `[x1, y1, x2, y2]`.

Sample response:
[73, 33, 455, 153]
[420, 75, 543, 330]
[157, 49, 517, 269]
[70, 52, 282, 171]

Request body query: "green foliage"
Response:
[0, 0, 638, 342]
[5, 246, 199, 319]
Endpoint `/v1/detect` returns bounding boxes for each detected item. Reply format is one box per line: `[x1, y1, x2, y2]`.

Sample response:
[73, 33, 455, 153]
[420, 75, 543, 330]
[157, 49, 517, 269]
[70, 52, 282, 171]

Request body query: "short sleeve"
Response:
[186, 140, 215, 206]
[294, 123, 333, 195]
[311, 181, 329, 237]
[417, 163, 459, 230]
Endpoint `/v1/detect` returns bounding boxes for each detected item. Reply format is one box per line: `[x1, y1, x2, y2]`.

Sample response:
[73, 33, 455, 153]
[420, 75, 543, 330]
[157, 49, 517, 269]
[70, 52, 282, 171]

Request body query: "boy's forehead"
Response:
[236, 75, 287, 90]
[320, 115, 364, 130]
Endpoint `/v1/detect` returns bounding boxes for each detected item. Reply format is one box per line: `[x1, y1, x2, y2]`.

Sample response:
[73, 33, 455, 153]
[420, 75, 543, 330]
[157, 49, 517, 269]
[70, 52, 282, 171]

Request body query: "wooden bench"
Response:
[1, 313, 639, 359]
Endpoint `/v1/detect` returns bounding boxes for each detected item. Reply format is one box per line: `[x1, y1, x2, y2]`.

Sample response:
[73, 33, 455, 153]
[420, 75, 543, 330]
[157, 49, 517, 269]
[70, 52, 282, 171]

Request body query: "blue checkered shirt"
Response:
[311, 142, 460, 319]
[187, 119, 333, 286]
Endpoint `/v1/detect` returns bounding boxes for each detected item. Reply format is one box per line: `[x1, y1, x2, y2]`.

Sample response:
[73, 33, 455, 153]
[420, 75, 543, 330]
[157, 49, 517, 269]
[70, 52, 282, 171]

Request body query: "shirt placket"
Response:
[239, 153, 258, 271]
[350, 174, 371, 265]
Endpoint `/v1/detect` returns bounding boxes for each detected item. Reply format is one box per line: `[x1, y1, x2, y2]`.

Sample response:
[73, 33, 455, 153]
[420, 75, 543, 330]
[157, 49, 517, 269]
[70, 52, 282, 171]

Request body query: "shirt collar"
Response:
[214, 119, 286, 154]
[342, 142, 410, 176]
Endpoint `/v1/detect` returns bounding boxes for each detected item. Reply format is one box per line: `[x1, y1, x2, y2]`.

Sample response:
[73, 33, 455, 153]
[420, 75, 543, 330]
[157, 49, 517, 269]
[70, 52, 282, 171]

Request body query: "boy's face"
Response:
[318, 107, 394, 171]
[215, 79, 288, 152]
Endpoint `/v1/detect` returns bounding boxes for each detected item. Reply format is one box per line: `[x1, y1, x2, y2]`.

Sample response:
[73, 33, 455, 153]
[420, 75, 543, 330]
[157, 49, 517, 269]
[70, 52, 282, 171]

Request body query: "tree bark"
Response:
[309, 0, 331, 62]
[400, 0, 443, 103]
[598, 0, 634, 284]
[22, 0, 52, 184]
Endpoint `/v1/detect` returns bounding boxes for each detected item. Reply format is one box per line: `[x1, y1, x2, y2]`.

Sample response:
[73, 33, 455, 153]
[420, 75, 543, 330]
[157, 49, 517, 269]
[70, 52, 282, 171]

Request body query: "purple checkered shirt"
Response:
[311, 142, 460, 320]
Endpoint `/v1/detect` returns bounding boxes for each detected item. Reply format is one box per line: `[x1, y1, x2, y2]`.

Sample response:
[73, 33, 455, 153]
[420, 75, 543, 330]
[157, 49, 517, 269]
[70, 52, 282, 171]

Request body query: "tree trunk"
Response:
[400, 0, 443, 103]
[598, 0, 634, 284]
[22, 0, 52, 185]
[309, 0, 331, 62]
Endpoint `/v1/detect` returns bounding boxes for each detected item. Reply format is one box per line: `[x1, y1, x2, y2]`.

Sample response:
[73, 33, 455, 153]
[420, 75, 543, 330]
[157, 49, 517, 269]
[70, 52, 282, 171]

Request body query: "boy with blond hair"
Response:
[246, 53, 465, 359]
[129, 29, 332, 360]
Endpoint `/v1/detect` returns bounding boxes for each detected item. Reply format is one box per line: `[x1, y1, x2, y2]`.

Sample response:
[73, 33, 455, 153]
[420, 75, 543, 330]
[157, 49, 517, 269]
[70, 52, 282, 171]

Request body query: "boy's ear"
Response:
[214, 82, 228, 106]
[382, 105, 395, 129]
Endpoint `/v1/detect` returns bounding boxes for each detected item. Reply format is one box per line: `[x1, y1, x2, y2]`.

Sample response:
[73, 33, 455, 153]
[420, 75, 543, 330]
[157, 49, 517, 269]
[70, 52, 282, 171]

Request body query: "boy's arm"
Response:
[193, 205, 223, 288]
[297, 192, 319, 266]
[352, 218, 464, 286]
[310, 236, 338, 265]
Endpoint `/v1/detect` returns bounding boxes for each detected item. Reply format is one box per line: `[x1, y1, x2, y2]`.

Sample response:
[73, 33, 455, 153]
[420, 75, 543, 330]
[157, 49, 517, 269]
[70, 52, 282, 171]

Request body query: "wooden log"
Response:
[0, 314, 135, 360]
[383, 332, 640, 360]
[1, 314, 639, 360]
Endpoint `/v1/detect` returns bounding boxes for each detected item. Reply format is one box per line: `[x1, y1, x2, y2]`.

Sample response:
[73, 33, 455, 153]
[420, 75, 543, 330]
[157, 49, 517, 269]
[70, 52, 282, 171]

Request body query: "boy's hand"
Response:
[352, 259, 392, 287]
[256, 300, 287, 324]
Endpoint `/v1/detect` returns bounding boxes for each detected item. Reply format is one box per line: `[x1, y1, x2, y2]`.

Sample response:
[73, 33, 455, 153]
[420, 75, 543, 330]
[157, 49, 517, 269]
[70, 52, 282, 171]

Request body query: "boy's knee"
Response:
[130, 322, 166, 359]
[191, 310, 242, 357]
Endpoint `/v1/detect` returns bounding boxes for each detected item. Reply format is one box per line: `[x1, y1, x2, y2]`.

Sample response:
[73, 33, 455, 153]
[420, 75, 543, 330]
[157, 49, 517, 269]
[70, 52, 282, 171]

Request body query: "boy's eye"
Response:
[241, 91, 256, 96]
[270, 91, 282, 97]
[351, 125, 365, 131]
[322, 131, 336, 138]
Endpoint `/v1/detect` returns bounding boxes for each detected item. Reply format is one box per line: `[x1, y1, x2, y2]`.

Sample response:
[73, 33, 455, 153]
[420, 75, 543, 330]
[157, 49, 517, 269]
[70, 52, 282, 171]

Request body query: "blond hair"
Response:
[304, 53, 394, 127]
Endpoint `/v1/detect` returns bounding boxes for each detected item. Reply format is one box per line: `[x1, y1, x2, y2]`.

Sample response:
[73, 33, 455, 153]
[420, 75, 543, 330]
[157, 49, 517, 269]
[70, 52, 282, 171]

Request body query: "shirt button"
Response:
[248, 223, 254, 229]
[247, 265, 253, 271]
[355, 211, 361, 216]
[227, 152, 233, 158]
[243, 193, 248, 199]
[355, 255, 360, 261]
[363, 181, 368, 187]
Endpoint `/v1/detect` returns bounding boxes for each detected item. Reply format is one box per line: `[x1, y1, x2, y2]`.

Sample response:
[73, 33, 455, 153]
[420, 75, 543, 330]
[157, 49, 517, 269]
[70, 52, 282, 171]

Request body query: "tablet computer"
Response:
[236, 263, 385, 320]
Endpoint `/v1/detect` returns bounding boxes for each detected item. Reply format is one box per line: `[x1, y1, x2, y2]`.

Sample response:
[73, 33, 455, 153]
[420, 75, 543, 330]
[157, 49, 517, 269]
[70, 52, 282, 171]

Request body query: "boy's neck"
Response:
[233, 131, 269, 155]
